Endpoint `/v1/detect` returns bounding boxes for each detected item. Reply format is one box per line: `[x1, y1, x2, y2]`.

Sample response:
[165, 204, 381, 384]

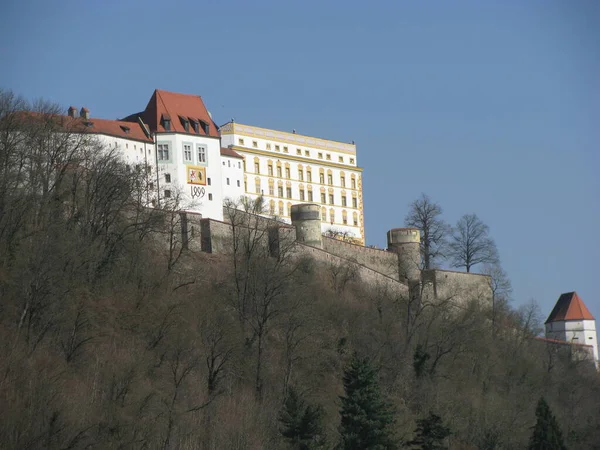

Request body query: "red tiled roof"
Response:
[533, 336, 593, 349]
[545, 292, 595, 324]
[135, 89, 219, 137]
[220, 147, 243, 159]
[11, 111, 152, 143]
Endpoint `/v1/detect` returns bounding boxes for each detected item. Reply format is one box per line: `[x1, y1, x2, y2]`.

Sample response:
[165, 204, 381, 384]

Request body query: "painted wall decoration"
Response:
[186, 165, 206, 185]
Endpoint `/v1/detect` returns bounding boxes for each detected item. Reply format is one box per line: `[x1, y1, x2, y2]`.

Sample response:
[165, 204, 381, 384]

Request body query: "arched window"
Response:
[342, 209, 348, 225]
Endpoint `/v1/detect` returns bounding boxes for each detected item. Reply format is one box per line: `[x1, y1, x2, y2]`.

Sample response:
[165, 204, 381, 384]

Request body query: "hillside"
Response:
[1, 91, 600, 449]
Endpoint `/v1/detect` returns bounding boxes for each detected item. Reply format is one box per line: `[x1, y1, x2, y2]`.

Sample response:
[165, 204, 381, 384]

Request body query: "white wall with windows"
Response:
[220, 153, 245, 203]
[155, 133, 224, 220]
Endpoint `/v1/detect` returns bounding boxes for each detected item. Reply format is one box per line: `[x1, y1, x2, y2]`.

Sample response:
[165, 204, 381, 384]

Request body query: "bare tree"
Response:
[404, 193, 450, 269]
[448, 213, 498, 272]
[482, 262, 512, 331]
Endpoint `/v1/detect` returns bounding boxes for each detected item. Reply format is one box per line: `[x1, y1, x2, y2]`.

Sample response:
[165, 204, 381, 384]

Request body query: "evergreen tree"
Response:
[279, 387, 326, 449]
[405, 412, 451, 449]
[528, 397, 567, 450]
[338, 354, 396, 449]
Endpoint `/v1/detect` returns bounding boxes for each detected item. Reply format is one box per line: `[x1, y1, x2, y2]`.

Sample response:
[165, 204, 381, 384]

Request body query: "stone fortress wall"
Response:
[178, 203, 492, 306]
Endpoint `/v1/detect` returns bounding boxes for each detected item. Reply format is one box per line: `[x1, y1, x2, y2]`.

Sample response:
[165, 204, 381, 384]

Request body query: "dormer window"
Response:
[190, 118, 199, 133]
[179, 116, 189, 132]
[161, 114, 171, 131]
[120, 125, 130, 134]
[199, 120, 210, 135]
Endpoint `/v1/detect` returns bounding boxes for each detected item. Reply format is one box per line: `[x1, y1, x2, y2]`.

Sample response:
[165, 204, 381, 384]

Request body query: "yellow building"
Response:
[220, 122, 365, 243]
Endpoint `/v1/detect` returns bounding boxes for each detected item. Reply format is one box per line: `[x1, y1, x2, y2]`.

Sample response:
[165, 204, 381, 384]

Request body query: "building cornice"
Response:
[222, 122, 357, 155]
[229, 145, 364, 172]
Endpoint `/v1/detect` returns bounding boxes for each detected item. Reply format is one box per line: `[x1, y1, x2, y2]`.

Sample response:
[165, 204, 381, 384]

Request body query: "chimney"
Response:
[68, 106, 77, 118]
[80, 107, 90, 120]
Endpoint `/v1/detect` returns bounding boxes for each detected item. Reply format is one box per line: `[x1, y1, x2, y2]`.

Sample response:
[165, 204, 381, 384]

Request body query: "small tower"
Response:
[387, 227, 421, 284]
[291, 204, 322, 249]
[545, 292, 598, 365]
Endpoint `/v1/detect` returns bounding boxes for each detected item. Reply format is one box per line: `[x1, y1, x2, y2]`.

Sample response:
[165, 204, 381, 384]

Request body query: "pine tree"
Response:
[338, 354, 396, 449]
[405, 412, 451, 449]
[279, 387, 326, 449]
[528, 397, 567, 450]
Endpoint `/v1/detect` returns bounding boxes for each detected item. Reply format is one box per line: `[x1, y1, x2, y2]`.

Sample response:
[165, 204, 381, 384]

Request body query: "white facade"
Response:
[220, 152, 245, 202]
[546, 320, 599, 363]
[220, 122, 365, 243]
[155, 133, 224, 221]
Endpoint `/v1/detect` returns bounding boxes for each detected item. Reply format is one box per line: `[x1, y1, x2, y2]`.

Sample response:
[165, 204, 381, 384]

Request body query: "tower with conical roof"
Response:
[545, 292, 598, 365]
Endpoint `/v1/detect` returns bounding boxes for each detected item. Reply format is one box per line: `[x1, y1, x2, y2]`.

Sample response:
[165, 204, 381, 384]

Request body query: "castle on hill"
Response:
[45, 89, 597, 367]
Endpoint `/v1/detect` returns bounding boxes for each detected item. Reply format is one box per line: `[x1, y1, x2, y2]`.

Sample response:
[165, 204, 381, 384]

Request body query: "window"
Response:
[319, 173, 325, 184]
[149, 182, 154, 190]
[207, 178, 211, 185]
[197, 145, 207, 163]
[286, 187, 292, 198]
[254, 162, 260, 173]
[307, 171, 312, 182]
[164, 174, 171, 183]
[275, 145, 280, 151]
[279, 203, 284, 215]
[283, 146, 288, 153]
[226, 178, 230, 185]
[146, 166, 152, 174]
[342, 196, 347, 207]
[350, 158, 355, 164]
[352, 197, 358, 208]
[191, 120, 199, 133]
[255, 180, 261, 193]
[285, 168, 290, 178]
[237, 180, 240, 187]
[318, 152, 323, 159]
[209, 193, 213, 201]
[270, 201, 275, 215]
[330, 210, 335, 222]
[296, 148, 302, 155]
[299, 190, 305, 201]
[245, 181, 247, 191]
[268, 165, 274, 176]
[308, 191, 313, 201]
[341, 176, 345, 187]
[353, 216, 358, 226]
[238, 138, 245, 145]
[343, 215, 347, 225]
[351, 178, 356, 189]
[164, 189, 171, 198]
[277, 167, 282, 178]
[298, 170, 303, 181]
[266, 143, 271, 150]
[278, 186, 284, 197]
[228, 160, 231, 167]
[252, 141, 258, 148]
[339, 156, 344, 162]
[238, 162, 241, 168]
[269, 185, 274, 196]
[305, 150, 309, 157]
[158, 144, 169, 161]
[183, 144, 192, 162]
[326, 154, 331, 160]
[321, 193, 326, 203]
[222, 161, 226, 166]
[329, 194, 334, 204]
[327, 174, 333, 185]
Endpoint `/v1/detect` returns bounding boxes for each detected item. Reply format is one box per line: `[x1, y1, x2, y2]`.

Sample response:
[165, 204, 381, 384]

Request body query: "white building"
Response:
[545, 291, 598, 365]
[220, 122, 365, 244]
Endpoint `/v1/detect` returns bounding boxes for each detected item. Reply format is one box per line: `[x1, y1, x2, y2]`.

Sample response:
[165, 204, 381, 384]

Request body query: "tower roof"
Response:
[545, 292, 595, 324]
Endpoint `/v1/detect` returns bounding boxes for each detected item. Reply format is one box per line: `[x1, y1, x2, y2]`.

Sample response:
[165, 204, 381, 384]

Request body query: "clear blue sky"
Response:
[1, 0, 598, 320]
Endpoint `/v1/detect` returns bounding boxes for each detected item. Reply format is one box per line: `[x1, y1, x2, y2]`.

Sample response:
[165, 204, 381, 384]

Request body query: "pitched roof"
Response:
[133, 89, 219, 137]
[11, 111, 152, 143]
[545, 292, 595, 323]
[220, 147, 243, 159]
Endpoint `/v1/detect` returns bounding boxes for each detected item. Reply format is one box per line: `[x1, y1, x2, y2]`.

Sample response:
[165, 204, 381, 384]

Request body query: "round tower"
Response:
[291, 204, 323, 248]
[387, 228, 421, 283]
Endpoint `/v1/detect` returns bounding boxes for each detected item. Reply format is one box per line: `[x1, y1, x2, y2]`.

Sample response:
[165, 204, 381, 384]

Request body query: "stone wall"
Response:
[322, 236, 400, 280]
[297, 243, 408, 296]
[421, 269, 492, 308]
